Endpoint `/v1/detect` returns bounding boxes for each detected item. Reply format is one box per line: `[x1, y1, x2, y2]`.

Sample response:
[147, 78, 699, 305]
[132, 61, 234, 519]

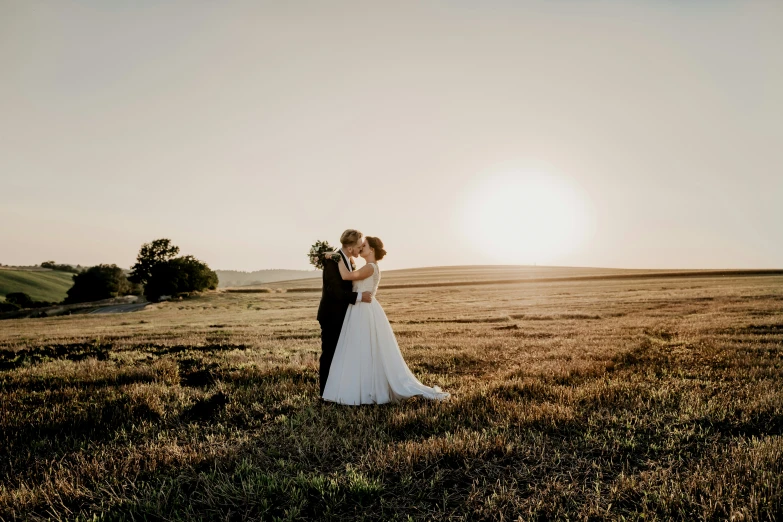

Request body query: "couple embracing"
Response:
[317, 229, 450, 405]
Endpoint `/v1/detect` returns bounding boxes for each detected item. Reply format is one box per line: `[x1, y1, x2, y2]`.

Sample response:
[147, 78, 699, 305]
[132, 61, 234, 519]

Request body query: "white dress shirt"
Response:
[340, 248, 362, 305]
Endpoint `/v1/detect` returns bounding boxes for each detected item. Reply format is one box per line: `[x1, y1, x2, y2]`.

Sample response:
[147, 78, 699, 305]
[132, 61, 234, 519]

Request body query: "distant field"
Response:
[234, 264, 782, 290]
[215, 269, 319, 288]
[235, 265, 647, 290]
[0, 269, 74, 302]
[1, 272, 781, 520]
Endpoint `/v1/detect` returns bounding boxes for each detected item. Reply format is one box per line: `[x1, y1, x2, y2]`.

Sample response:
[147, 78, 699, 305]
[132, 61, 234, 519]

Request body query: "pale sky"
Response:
[2, 1, 781, 271]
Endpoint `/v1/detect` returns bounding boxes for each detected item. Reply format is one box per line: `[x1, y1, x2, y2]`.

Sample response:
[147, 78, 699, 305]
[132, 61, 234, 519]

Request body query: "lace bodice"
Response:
[353, 262, 380, 296]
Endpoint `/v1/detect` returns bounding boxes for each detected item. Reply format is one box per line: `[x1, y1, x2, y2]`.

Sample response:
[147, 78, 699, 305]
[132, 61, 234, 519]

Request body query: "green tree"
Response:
[5, 292, 34, 308]
[129, 239, 180, 286]
[64, 264, 135, 304]
[174, 255, 219, 292]
[41, 260, 80, 274]
[143, 255, 218, 301]
[129, 239, 217, 301]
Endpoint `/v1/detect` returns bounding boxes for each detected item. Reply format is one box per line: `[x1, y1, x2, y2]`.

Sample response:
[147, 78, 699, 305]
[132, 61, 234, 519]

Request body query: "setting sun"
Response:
[461, 171, 592, 265]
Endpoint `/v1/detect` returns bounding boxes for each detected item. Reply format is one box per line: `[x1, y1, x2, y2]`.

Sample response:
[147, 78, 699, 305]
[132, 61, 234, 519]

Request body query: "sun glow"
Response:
[460, 170, 591, 265]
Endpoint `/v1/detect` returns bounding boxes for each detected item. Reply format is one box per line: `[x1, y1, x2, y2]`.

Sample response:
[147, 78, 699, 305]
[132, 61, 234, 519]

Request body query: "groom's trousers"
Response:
[319, 324, 341, 397]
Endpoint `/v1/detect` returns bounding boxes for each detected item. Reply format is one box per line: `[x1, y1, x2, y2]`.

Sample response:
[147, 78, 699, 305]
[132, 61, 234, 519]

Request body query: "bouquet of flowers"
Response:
[308, 240, 341, 270]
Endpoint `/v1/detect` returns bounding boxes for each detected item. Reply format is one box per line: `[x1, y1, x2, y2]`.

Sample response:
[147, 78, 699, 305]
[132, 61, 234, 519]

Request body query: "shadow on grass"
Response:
[0, 342, 112, 371]
[3, 370, 170, 393]
[0, 392, 166, 478]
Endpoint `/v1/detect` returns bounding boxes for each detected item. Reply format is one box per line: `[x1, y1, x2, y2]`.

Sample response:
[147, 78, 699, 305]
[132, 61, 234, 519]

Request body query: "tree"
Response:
[129, 239, 217, 301]
[64, 264, 136, 304]
[143, 255, 218, 301]
[5, 292, 34, 308]
[129, 239, 180, 286]
[143, 259, 181, 301]
[4, 292, 54, 309]
[174, 255, 219, 292]
[41, 260, 80, 274]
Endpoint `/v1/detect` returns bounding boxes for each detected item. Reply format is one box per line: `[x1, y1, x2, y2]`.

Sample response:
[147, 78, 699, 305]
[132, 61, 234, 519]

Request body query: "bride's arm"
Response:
[338, 260, 373, 281]
[323, 260, 358, 306]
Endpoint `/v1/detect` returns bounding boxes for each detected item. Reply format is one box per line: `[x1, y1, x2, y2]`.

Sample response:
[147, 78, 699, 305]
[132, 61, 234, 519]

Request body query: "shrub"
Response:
[0, 301, 20, 313]
[5, 292, 34, 308]
[64, 264, 136, 304]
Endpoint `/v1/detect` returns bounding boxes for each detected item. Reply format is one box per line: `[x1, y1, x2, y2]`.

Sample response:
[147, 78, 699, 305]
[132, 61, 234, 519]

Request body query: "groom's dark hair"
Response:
[340, 229, 362, 247]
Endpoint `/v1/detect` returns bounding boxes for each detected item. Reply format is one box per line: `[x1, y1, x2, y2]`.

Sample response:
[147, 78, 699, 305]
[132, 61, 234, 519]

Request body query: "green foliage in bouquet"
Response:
[308, 240, 342, 271]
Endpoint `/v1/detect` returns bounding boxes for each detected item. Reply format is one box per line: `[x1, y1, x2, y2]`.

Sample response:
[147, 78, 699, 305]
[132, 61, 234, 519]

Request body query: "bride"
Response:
[322, 236, 450, 405]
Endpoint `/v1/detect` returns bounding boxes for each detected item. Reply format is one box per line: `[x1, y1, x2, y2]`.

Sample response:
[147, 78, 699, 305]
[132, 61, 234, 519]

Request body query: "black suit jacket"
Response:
[317, 252, 358, 326]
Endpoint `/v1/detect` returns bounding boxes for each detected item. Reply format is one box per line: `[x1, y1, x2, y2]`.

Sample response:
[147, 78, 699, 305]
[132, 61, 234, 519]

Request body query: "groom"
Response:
[317, 229, 373, 397]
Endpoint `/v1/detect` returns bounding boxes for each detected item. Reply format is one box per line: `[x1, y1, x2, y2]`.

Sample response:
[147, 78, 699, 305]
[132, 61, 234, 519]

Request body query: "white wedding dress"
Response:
[322, 262, 450, 405]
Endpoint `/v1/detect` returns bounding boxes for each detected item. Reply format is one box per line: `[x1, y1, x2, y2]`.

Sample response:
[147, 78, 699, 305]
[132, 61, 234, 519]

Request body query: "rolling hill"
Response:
[0, 269, 75, 303]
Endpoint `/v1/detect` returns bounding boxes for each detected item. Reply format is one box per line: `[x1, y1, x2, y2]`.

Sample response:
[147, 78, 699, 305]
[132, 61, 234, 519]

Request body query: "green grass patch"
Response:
[0, 269, 74, 303]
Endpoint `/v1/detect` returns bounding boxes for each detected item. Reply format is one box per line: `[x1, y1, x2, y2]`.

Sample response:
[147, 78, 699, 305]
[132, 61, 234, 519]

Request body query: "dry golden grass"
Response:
[1, 273, 781, 520]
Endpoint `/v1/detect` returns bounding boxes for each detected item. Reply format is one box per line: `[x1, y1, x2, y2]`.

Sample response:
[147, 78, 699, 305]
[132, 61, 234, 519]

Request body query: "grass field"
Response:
[0, 269, 75, 303]
[1, 268, 781, 520]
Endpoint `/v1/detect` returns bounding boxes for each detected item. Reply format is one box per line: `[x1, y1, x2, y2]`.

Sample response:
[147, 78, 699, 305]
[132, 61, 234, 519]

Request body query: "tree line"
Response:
[40, 261, 82, 274]
[0, 239, 218, 312]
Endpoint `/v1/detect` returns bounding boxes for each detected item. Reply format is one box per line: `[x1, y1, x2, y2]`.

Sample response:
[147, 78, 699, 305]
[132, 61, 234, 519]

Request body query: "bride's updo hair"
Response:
[366, 236, 387, 261]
